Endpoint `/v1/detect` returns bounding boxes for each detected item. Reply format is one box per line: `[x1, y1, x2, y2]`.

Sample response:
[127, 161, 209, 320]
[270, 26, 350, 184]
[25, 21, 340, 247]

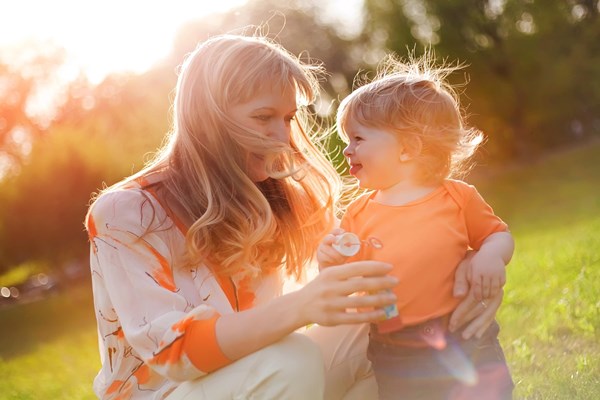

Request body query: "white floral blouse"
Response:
[86, 179, 283, 399]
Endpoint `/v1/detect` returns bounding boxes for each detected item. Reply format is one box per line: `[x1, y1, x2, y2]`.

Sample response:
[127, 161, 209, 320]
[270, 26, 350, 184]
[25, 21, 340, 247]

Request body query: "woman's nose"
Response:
[271, 121, 291, 144]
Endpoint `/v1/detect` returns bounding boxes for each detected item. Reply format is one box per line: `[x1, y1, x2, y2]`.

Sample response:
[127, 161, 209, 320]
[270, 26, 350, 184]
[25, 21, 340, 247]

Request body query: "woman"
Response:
[85, 34, 503, 400]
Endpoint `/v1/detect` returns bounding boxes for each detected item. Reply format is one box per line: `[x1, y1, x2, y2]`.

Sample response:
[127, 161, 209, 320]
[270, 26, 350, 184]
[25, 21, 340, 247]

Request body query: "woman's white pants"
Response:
[165, 323, 377, 400]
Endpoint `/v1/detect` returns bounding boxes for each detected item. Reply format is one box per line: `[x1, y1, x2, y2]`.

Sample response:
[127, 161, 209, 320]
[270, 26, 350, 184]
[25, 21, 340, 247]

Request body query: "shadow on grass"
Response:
[0, 280, 96, 360]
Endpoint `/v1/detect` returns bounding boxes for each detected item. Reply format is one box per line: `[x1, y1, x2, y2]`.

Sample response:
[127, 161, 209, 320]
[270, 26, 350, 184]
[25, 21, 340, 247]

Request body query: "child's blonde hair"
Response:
[337, 52, 483, 184]
[91, 34, 340, 279]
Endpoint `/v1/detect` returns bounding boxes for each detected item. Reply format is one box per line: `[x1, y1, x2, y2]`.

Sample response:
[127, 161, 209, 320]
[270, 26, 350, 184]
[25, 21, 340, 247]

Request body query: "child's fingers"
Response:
[323, 229, 345, 245]
[322, 233, 339, 245]
[489, 276, 502, 298]
[482, 277, 491, 299]
[331, 228, 345, 236]
[323, 247, 343, 264]
[471, 277, 483, 301]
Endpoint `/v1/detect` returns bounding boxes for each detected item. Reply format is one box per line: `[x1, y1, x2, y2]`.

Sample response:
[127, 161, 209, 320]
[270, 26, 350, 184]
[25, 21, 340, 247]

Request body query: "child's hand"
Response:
[468, 251, 506, 301]
[317, 228, 348, 270]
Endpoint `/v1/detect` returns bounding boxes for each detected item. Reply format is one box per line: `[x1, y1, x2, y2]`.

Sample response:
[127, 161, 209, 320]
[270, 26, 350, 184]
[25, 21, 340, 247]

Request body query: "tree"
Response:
[0, 129, 106, 273]
[362, 0, 600, 161]
[0, 52, 174, 274]
[0, 42, 67, 173]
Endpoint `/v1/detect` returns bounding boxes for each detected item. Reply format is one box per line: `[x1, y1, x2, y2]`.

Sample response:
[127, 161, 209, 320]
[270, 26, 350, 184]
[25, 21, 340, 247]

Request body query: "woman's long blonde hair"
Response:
[96, 34, 340, 279]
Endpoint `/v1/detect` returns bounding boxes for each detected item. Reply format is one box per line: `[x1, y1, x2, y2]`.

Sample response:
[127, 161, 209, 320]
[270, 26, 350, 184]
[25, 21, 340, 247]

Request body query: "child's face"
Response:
[230, 87, 297, 182]
[342, 119, 407, 190]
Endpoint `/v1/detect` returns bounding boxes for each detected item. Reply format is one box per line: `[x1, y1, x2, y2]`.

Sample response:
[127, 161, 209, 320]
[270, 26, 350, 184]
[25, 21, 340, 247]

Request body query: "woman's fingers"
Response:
[462, 291, 503, 339]
[303, 260, 398, 326]
[450, 294, 482, 331]
[326, 290, 397, 311]
[331, 276, 397, 296]
[317, 291, 396, 325]
[449, 289, 503, 339]
[323, 260, 394, 280]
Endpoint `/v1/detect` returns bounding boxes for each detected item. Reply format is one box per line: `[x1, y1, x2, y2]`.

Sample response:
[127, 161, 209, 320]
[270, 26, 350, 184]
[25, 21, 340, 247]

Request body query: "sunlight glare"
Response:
[0, 0, 248, 83]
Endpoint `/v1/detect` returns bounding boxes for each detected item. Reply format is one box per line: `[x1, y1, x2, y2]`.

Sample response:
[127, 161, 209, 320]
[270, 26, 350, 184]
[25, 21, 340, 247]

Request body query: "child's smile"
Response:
[342, 120, 408, 191]
[348, 162, 363, 176]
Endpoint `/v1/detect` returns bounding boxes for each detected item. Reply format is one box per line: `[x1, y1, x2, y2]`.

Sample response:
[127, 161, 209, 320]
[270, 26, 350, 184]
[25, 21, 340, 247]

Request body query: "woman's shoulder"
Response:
[90, 185, 149, 215]
[87, 185, 167, 234]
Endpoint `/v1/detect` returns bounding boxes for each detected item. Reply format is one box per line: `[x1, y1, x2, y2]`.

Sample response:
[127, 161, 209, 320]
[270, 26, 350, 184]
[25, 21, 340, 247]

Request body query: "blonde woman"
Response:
[85, 34, 502, 400]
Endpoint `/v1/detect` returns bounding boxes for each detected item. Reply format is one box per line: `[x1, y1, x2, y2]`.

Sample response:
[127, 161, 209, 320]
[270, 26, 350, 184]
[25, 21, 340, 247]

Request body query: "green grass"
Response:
[0, 284, 99, 400]
[0, 141, 599, 399]
[0, 262, 44, 287]
[471, 141, 600, 399]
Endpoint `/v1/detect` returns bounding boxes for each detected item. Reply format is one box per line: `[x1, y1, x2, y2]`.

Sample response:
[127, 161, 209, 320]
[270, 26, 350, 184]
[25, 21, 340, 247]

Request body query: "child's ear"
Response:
[399, 136, 422, 162]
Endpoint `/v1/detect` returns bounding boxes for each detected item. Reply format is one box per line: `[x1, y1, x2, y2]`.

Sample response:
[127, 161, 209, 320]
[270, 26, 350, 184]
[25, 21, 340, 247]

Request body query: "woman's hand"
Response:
[216, 260, 396, 361]
[449, 287, 503, 339]
[449, 251, 504, 339]
[297, 260, 398, 327]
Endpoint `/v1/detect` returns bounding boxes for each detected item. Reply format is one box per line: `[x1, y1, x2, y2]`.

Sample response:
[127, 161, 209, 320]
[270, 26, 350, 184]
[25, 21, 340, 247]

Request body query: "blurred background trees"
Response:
[1, 0, 599, 278]
[363, 0, 600, 160]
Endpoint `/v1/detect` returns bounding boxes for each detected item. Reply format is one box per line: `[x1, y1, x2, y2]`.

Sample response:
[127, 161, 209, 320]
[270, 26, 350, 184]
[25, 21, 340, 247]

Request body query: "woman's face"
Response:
[230, 87, 297, 182]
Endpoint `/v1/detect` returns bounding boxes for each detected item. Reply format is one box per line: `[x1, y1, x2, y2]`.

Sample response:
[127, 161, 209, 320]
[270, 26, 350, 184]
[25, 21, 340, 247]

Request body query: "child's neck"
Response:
[373, 179, 440, 206]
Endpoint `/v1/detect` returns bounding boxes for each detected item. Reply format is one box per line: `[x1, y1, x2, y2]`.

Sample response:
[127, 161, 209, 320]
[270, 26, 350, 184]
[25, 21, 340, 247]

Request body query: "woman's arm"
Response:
[89, 190, 231, 380]
[216, 261, 398, 360]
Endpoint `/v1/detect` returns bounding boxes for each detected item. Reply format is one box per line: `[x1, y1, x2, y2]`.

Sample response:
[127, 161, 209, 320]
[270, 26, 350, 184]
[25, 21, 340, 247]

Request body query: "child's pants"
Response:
[368, 320, 514, 400]
[166, 323, 377, 400]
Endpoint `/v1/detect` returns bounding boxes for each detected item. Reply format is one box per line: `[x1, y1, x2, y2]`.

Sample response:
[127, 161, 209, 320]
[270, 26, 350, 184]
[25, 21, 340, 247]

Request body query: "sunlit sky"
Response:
[0, 0, 363, 84]
[0, 0, 249, 83]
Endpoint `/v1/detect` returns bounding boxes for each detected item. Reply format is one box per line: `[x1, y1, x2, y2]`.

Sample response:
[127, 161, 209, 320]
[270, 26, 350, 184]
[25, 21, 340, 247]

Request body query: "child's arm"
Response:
[469, 231, 514, 301]
[317, 228, 348, 270]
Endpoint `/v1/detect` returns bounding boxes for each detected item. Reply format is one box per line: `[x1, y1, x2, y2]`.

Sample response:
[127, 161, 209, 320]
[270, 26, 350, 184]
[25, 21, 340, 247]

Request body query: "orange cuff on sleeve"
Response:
[183, 315, 232, 373]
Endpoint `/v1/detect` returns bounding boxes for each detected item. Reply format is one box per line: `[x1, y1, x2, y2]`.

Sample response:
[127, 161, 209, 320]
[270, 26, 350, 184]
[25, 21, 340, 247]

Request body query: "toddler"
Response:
[318, 54, 515, 399]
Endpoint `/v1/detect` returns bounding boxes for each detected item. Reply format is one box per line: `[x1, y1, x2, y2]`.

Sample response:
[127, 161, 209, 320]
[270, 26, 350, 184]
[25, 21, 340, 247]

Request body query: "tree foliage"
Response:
[0, 43, 66, 171]
[1, 0, 599, 274]
[0, 62, 173, 274]
[362, 0, 600, 160]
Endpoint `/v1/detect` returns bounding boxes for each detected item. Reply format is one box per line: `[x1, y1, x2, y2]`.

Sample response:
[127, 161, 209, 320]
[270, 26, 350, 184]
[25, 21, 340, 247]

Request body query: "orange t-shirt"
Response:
[341, 179, 508, 334]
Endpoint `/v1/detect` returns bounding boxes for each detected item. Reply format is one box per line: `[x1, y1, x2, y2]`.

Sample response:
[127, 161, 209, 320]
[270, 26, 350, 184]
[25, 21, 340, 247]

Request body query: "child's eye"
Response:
[253, 115, 271, 122]
[284, 115, 296, 124]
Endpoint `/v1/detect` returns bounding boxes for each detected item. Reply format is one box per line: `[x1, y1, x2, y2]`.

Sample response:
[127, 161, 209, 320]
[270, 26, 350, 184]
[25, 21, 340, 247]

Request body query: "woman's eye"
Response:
[253, 115, 271, 122]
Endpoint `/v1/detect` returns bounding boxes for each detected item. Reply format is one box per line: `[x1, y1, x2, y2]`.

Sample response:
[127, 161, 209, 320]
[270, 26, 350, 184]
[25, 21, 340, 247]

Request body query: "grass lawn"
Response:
[1, 141, 598, 399]
[471, 140, 600, 399]
[0, 283, 99, 400]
